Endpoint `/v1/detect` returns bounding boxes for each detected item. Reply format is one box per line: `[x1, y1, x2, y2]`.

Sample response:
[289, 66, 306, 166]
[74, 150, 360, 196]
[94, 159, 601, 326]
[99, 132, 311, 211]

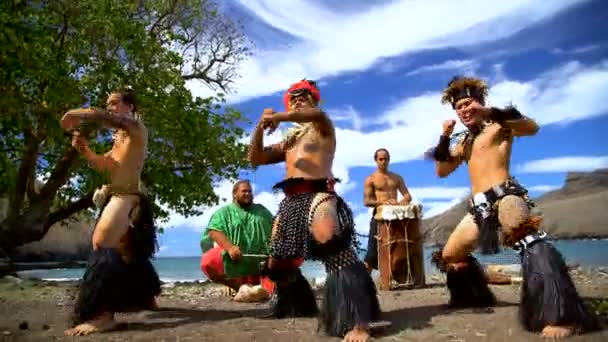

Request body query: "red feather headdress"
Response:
[283, 79, 321, 111]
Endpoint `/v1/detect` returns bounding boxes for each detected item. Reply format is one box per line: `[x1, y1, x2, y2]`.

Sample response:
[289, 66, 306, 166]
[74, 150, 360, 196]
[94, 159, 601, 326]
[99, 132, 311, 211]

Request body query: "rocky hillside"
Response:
[422, 168, 608, 245]
[11, 219, 94, 262]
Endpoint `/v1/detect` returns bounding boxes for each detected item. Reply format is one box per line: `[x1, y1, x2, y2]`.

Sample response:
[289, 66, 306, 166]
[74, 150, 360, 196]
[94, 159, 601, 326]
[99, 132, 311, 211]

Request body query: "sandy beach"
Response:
[1, 266, 607, 342]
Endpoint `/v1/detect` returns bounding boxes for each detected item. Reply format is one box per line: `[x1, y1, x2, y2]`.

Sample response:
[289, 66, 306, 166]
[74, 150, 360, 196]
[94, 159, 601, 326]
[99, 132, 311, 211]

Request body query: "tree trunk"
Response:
[0, 192, 93, 254]
[0, 199, 52, 254]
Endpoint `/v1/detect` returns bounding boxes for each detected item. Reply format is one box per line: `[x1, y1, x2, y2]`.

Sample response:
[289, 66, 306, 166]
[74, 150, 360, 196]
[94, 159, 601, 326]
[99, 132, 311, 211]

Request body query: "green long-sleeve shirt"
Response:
[200, 203, 273, 278]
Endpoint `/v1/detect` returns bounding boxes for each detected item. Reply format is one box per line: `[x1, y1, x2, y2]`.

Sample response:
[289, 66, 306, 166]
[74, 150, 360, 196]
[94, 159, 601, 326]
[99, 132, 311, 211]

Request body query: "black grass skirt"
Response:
[318, 261, 381, 337]
[519, 241, 599, 332]
[71, 248, 161, 325]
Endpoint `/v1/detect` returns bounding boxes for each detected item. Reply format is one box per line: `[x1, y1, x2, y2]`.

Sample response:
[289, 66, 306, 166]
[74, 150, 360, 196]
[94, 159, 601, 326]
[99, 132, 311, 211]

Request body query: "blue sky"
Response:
[157, 0, 608, 257]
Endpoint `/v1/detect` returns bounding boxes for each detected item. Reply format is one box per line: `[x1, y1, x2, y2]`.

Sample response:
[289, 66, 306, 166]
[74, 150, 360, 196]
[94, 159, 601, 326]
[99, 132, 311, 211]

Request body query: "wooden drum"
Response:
[374, 204, 425, 290]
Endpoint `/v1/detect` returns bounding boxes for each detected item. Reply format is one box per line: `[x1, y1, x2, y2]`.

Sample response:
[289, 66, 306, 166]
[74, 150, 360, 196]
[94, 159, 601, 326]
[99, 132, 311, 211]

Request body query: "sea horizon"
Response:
[16, 239, 608, 283]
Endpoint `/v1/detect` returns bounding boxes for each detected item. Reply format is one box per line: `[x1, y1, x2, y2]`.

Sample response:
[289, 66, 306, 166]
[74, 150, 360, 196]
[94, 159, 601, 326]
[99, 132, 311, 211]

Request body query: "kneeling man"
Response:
[200, 180, 274, 298]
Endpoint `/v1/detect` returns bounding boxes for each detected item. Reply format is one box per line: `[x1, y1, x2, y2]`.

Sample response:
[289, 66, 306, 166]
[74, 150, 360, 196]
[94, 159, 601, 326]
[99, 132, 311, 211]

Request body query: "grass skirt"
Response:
[71, 248, 161, 325]
[519, 241, 599, 332]
[318, 261, 381, 337]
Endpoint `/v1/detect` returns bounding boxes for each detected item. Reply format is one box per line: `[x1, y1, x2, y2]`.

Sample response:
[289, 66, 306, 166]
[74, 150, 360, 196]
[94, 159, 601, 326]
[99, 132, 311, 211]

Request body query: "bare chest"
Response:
[372, 174, 399, 192]
[464, 123, 511, 160]
[286, 125, 333, 158]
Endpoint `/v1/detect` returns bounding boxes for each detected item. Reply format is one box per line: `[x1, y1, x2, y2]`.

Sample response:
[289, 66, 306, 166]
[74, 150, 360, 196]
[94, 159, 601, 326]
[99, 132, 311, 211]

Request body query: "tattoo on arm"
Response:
[78, 110, 138, 132]
[99, 113, 139, 131]
[248, 126, 286, 165]
[262, 144, 286, 164]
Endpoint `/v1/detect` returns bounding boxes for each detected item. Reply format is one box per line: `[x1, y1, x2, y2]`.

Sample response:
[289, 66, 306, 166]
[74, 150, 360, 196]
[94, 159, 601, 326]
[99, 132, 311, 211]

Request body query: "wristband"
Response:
[432, 135, 452, 162]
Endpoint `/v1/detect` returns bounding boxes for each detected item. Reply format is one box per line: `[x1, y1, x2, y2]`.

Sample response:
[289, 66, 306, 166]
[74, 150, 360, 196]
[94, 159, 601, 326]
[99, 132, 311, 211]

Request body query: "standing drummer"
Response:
[362, 148, 412, 273]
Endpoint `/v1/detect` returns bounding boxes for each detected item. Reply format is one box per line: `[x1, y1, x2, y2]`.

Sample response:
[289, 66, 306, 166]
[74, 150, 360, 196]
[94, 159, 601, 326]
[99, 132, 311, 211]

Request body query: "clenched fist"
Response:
[442, 119, 456, 136]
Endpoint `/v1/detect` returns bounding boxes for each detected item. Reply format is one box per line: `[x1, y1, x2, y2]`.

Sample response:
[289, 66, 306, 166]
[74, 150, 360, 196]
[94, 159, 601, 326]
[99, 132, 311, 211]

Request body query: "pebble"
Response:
[2, 330, 11, 336]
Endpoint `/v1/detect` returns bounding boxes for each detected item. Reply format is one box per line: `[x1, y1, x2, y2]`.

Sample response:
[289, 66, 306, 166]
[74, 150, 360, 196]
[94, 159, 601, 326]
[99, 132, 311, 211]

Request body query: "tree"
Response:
[0, 0, 252, 253]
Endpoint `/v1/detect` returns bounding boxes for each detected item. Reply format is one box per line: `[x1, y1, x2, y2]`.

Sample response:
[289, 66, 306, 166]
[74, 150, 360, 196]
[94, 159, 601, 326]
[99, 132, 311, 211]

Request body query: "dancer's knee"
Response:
[441, 243, 472, 264]
[442, 218, 478, 262]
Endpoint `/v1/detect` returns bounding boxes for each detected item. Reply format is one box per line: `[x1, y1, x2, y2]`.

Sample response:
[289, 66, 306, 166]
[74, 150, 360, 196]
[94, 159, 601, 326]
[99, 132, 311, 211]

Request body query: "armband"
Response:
[490, 106, 523, 122]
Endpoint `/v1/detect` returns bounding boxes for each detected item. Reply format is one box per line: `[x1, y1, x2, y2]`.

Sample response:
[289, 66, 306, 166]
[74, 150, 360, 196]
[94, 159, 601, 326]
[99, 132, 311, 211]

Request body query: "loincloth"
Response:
[96, 190, 158, 261]
[270, 178, 359, 264]
[468, 178, 536, 254]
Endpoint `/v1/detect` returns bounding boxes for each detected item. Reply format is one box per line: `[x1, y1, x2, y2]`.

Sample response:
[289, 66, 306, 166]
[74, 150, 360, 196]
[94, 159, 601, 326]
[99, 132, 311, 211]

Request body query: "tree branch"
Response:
[45, 191, 94, 230]
[10, 129, 39, 215]
[38, 147, 80, 201]
[148, 0, 179, 37]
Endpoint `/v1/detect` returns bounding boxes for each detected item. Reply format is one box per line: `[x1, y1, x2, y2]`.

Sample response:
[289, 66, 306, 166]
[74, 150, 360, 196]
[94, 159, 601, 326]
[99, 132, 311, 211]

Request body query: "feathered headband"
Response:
[283, 79, 321, 111]
[441, 76, 488, 109]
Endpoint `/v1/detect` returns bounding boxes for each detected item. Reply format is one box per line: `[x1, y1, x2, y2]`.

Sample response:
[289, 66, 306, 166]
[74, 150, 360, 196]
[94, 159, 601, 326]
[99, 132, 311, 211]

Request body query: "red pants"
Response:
[201, 247, 276, 294]
[201, 247, 305, 295]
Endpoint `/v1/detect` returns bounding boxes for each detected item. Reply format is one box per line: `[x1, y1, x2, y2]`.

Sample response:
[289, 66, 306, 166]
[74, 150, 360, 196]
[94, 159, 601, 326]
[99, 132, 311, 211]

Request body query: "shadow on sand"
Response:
[118, 306, 269, 332]
[377, 300, 519, 337]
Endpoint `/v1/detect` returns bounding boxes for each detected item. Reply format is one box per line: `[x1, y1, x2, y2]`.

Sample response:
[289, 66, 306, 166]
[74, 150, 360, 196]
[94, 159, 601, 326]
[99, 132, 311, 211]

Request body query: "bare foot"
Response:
[343, 326, 370, 342]
[64, 313, 117, 336]
[541, 325, 574, 339]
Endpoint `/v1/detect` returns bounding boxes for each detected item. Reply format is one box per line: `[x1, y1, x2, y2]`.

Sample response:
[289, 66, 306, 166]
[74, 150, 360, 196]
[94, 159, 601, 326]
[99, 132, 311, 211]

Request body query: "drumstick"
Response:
[241, 254, 269, 258]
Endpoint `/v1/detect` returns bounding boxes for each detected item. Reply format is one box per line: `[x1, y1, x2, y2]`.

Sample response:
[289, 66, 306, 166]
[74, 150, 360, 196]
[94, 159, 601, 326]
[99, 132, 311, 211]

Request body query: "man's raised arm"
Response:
[434, 143, 464, 178]
[427, 120, 464, 178]
[61, 108, 140, 133]
[272, 108, 333, 136]
[490, 106, 539, 137]
[247, 121, 285, 167]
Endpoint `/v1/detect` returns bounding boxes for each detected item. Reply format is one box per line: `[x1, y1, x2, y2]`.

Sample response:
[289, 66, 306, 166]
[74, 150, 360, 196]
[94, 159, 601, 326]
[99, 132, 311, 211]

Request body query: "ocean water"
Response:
[17, 239, 608, 283]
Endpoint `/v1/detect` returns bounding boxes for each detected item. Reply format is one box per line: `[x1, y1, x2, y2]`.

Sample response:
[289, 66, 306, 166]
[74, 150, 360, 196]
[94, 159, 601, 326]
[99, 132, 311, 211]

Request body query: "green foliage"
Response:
[0, 0, 252, 228]
[591, 298, 608, 317]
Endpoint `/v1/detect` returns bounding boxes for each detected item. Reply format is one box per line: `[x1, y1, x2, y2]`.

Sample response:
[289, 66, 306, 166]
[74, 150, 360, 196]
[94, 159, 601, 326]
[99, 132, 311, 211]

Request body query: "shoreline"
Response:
[4, 238, 607, 283]
[8, 236, 605, 262]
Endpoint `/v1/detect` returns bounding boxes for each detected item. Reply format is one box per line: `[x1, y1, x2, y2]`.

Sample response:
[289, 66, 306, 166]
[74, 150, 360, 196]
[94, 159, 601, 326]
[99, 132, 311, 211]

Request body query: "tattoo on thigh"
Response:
[312, 201, 337, 221]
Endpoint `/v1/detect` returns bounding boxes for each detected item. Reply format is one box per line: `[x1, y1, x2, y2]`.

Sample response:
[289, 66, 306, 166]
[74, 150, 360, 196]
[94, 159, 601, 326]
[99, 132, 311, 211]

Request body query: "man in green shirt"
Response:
[200, 180, 274, 293]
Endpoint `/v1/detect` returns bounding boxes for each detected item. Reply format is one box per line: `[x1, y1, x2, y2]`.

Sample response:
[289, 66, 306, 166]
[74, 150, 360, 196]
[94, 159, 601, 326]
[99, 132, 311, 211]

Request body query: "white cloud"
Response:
[353, 209, 373, 236]
[552, 44, 601, 55]
[188, 0, 585, 103]
[329, 60, 608, 178]
[488, 61, 608, 125]
[406, 59, 479, 76]
[515, 156, 608, 174]
[330, 105, 363, 131]
[527, 184, 560, 192]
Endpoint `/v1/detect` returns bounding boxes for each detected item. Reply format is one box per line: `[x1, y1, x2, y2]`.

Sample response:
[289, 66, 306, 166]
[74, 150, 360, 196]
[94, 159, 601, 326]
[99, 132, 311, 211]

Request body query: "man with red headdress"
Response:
[248, 79, 380, 342]
[426, 75, 598, 338]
